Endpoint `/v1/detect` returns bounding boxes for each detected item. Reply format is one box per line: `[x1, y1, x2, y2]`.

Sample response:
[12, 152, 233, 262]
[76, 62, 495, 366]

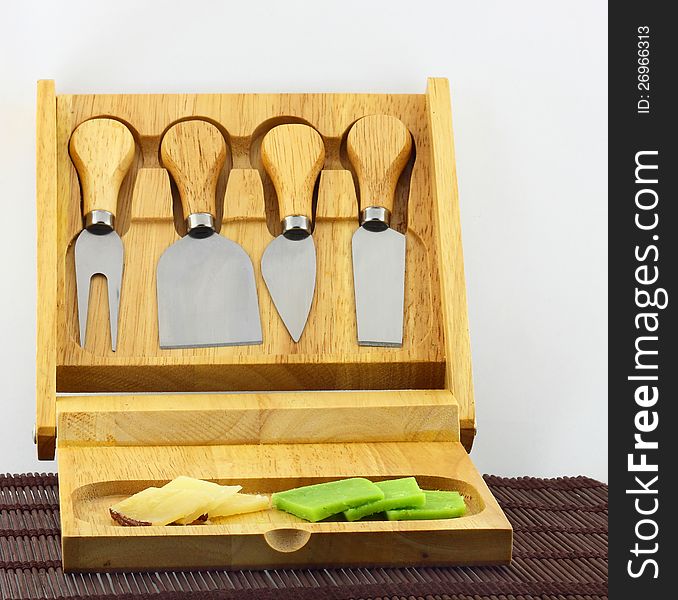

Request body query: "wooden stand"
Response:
[36, 78, 512, 571]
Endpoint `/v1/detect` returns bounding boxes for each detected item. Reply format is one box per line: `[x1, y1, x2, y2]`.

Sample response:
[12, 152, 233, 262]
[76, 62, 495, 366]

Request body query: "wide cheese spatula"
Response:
[156, 120, 262, 348]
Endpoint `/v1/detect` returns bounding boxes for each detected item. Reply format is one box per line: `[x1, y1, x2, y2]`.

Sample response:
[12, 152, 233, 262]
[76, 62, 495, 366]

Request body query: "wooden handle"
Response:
[69, 118, 135, 218]
[160, 120, 227, 220]
[261, 124, 325, 220]
[347, 115, 412, 212]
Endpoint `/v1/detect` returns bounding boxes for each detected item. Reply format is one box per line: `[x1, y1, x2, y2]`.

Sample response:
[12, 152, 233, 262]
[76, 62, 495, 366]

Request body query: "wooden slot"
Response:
[73, 475, 486, 525]
[53, 92, 446, 394]
[58, 441, 512, 571]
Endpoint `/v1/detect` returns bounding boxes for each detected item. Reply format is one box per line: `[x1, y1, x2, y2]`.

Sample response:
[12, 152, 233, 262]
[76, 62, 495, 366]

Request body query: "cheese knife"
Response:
[69, 118, 135, 351]
[260, 124, 325, 342]
[157, 120, 262, 348]
[347, 115, 412, 347]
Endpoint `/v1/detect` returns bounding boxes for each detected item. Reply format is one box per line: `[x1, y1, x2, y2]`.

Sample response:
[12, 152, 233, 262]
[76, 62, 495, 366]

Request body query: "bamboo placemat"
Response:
[0, 473, 608, 600]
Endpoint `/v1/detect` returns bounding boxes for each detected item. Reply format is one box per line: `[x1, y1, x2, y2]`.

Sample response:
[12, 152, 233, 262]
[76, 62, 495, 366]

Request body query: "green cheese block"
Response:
[272, 478, 384, 522]
[385, 490, 467, 520]
[343, 477, 425, 521]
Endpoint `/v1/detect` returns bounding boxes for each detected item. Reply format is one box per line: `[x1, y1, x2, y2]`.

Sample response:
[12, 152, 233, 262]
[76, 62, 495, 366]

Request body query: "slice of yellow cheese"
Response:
[210, 493, 270, 519]
[162, 476, 241, 524]
[109, 477, 269, 526]
[110, 486, 212, 526]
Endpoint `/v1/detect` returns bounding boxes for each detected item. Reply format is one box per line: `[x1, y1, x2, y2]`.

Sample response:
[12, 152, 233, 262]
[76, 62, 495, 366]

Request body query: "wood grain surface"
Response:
[58, 440, 511, 571]
[160, 120, 227, 220]
[261, 124, 325, 220]
[347, 114, 412, 214]
[69, 118, 135, 218]
[425, 79, 476, 444]
[56, 390, 460, 447]
[35, 80, 57, 459]
[51, 87, 447, 397]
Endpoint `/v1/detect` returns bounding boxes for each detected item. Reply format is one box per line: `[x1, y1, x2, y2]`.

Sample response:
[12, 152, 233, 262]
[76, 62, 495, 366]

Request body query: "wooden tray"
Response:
[35, 78, 512, 571]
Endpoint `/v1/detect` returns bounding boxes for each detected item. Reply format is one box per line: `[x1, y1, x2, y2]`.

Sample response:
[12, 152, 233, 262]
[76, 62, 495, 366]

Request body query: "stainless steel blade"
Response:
[352, 226, 406, 347]
[156, 233, 262, 348]
[74, 229, 123, 351]
[261, 235, 315, 342]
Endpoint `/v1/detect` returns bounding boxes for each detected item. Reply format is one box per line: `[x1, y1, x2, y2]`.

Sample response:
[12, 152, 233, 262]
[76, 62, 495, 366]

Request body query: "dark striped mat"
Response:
[0, 473, 608, 600]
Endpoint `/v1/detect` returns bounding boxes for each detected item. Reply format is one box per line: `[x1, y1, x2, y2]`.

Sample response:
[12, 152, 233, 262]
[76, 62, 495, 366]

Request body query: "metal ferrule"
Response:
[281, 215, 312, 240]
[360, 206, 391, 230]
[186, 212, 215, 237]
[85, 209, 115, 233]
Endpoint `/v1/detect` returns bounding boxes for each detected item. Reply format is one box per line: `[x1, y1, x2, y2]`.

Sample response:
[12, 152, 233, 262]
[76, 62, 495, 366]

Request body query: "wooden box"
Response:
[35, 78, 512, 571]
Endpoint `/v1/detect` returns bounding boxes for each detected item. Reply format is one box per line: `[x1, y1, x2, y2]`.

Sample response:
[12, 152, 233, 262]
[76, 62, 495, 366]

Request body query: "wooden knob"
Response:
[160, 120, 227, 220]
[69, 118, 135, 218]
[347, 115, 412, 213]
[261, 124, 325, 221]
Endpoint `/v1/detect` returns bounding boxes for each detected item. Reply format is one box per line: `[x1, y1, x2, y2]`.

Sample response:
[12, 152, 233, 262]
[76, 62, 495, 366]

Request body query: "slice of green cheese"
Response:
[343, 477, 425, 521]
[385, 490, 467, 520]
[272, 478, 384, 522]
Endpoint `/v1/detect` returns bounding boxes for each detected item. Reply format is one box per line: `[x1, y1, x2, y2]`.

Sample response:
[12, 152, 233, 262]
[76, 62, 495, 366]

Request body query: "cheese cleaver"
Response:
[347, 115, 413, 347]
[157, 120, 262, 348]
[260, 125, 325, 342]
[69, 118, 135, 351]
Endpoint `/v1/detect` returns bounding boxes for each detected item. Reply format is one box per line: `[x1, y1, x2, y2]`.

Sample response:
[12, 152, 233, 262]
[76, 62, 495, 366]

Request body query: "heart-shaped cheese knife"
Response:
[260, 124, 325, 342]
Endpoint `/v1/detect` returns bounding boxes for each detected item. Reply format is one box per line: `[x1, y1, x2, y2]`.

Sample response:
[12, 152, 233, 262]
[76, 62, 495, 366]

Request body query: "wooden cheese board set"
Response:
[35, 78, 512, 572]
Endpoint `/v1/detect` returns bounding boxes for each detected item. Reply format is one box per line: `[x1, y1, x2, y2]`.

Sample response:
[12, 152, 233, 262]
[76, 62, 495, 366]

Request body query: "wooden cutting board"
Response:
[35, 78, 511, 571]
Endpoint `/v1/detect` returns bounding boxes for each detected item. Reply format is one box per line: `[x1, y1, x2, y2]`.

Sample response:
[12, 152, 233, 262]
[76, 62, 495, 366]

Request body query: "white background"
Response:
[1, 1, 608, 481]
